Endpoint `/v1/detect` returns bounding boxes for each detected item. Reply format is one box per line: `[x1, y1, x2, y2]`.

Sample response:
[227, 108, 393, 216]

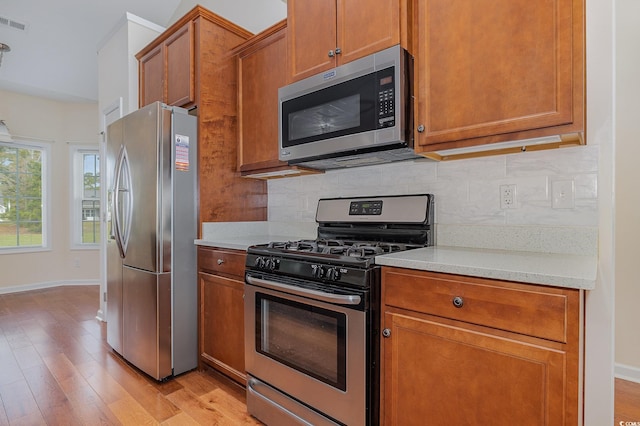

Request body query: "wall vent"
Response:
[0, 15, 28, 32]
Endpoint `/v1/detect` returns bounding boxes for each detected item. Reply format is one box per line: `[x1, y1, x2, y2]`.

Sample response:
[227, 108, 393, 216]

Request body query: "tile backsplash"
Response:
[267, 144, 599, 228]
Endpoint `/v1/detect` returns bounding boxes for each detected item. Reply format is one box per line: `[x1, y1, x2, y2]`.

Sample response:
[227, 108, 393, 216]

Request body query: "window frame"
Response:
[0, 139, 51, 254]
[69, 144, 100, 250]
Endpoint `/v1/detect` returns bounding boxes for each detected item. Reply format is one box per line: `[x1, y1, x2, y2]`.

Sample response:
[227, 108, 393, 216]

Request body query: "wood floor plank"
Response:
[159, 412, 201, 426]
[87, 351, 183, 422]
[5, 412, 46, 426]
[175, 370, 223, 397]
[13, 343, 44, 370]
[70, 403, 121, 426]
[165, 388, 232, 425]
[615, 378, 640, 424]
[22, 364, 69, 410]
[75, 358, 130, 405]
[108, 395, 160, 426]
[0, 379, 40, 422]
[42, 351, 109, 411]
[0, 395, 9, 426]
[201, 388, 261, 425]
[0, 346, 23, 386]
[38, 399, 85, 426]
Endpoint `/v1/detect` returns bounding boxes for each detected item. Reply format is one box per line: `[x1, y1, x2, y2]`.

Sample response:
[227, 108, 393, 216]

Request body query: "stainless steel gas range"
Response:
[244, 194, 434, 426]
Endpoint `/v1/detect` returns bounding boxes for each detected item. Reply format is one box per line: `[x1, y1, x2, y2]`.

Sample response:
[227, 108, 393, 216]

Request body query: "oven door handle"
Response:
[246, 275, 362, 306]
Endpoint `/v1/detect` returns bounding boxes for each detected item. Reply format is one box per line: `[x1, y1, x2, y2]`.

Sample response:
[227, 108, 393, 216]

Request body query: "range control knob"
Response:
[265, 258, 279, 271]
[312, 265, 325, 279]
[254, 257, 266, 269]
[325, 267, 340, 281]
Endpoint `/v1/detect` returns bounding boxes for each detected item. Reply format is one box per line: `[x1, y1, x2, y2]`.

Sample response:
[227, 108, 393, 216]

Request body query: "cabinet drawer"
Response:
[382, 268, 573, 343]
[198, 247, 246, 278]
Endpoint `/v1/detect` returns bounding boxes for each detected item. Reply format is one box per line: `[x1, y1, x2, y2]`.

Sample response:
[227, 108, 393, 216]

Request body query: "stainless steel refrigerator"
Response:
[106, 101, 197, 380]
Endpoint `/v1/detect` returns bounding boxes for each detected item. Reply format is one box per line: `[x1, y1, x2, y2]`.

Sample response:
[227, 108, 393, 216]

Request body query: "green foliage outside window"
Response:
[0, 145, 44, 247]
[81, 153, 100, 244]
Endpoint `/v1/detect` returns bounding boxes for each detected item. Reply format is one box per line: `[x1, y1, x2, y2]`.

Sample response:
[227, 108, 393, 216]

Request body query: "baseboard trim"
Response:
[0, 280, 100, 295]
[615, 363, 640, 384]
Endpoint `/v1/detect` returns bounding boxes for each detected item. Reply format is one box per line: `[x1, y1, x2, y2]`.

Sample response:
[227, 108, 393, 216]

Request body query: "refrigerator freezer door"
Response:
[122, 266, 172, 380]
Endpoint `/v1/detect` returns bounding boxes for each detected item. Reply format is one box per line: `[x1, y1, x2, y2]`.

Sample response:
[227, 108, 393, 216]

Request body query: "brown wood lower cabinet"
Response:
[198, 246, 246, 385]
[380, 267, 583, 425]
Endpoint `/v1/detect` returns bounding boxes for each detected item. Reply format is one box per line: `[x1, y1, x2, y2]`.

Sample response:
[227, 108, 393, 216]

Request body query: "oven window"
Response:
[255, 293, 347, 391]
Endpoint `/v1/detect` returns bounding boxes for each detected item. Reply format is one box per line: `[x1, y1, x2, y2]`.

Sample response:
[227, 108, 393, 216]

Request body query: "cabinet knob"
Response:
[452, 296, 464, 308]
[335, 47, 341, 55]
[328, 50, 335, 58]
[217, 258, 224, 265]
[417, 124, 425, 133]
[382, 328, 391, 338]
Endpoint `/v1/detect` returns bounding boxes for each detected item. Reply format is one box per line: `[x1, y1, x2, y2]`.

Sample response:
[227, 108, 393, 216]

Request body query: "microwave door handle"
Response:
[246, 275, 361, 306]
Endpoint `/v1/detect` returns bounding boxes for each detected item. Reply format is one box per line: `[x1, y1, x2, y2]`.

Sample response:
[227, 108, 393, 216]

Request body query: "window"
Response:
[0, 141, 48, 250]
[71, 146, 100, 247]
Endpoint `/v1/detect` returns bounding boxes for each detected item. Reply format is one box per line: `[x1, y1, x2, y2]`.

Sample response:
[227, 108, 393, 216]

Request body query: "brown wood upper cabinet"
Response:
[413, 0, 585, 157]
[137, 6, 268, 224]
[138, 20, 195, 109]
[287, 0, 406, 83]
[235, 21, 321, 179]
[380, 267, 583, 425]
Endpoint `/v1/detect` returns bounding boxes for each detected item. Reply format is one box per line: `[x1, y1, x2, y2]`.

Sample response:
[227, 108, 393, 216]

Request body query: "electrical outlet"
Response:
[552, 180, 575, 209]
[500, 184, 517, 209]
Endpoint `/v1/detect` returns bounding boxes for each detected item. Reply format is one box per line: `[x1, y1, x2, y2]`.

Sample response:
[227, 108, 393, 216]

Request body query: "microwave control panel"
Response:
[376, 66, 396, 129]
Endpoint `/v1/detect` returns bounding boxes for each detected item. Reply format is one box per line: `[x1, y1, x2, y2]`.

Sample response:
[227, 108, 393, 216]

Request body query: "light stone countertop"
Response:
[195, 221, 316, 251]
[375, 245, 597, 290]
[195, 222, 598, 290]
[195, 234, 304, 251]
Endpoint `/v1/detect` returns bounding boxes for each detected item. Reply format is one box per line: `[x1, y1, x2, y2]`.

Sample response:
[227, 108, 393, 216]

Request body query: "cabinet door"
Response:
[287, 0, 337, 82]
[337, 0, 401, 65]
[199, 272, 246, 384]
[139, 45, 164, 108]
[414, 0, 584, 150]
[381, 311, 569, 425]
[238, 26, 288, 172]
[165, 21, 195, 108]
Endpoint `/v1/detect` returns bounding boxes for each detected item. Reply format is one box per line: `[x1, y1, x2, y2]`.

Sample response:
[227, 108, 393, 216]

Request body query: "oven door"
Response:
[245, 273, 367, 426]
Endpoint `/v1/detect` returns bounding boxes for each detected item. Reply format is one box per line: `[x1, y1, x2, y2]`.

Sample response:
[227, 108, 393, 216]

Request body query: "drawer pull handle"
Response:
[382, 328, 391, 338]
[217, 259, 224, 265]
[452, 296, 464, 308]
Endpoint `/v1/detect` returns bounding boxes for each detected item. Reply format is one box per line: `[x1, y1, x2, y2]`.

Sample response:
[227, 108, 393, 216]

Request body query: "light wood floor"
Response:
[0, 285, 261, 425]
[1, 285, 639, 425]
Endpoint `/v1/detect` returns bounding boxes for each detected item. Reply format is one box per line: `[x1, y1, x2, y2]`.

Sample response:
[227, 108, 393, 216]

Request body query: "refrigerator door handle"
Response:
[112, 145, 125, 258]
[113, 145, 133, 258]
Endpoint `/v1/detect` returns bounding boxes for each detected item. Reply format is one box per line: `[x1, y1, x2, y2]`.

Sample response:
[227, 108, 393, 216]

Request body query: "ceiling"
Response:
[0, 0, 182, 103]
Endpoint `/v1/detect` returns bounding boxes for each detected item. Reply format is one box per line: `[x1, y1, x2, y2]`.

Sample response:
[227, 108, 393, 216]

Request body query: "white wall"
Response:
[169, 0, 286, 34]
[615, 0, 640, 378]
[0, 89, 100, 292]
[98, 13, 164, 117]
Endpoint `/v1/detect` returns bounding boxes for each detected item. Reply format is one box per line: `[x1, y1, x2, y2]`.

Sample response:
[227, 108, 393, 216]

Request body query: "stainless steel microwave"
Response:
[278, 44, 421, 170]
